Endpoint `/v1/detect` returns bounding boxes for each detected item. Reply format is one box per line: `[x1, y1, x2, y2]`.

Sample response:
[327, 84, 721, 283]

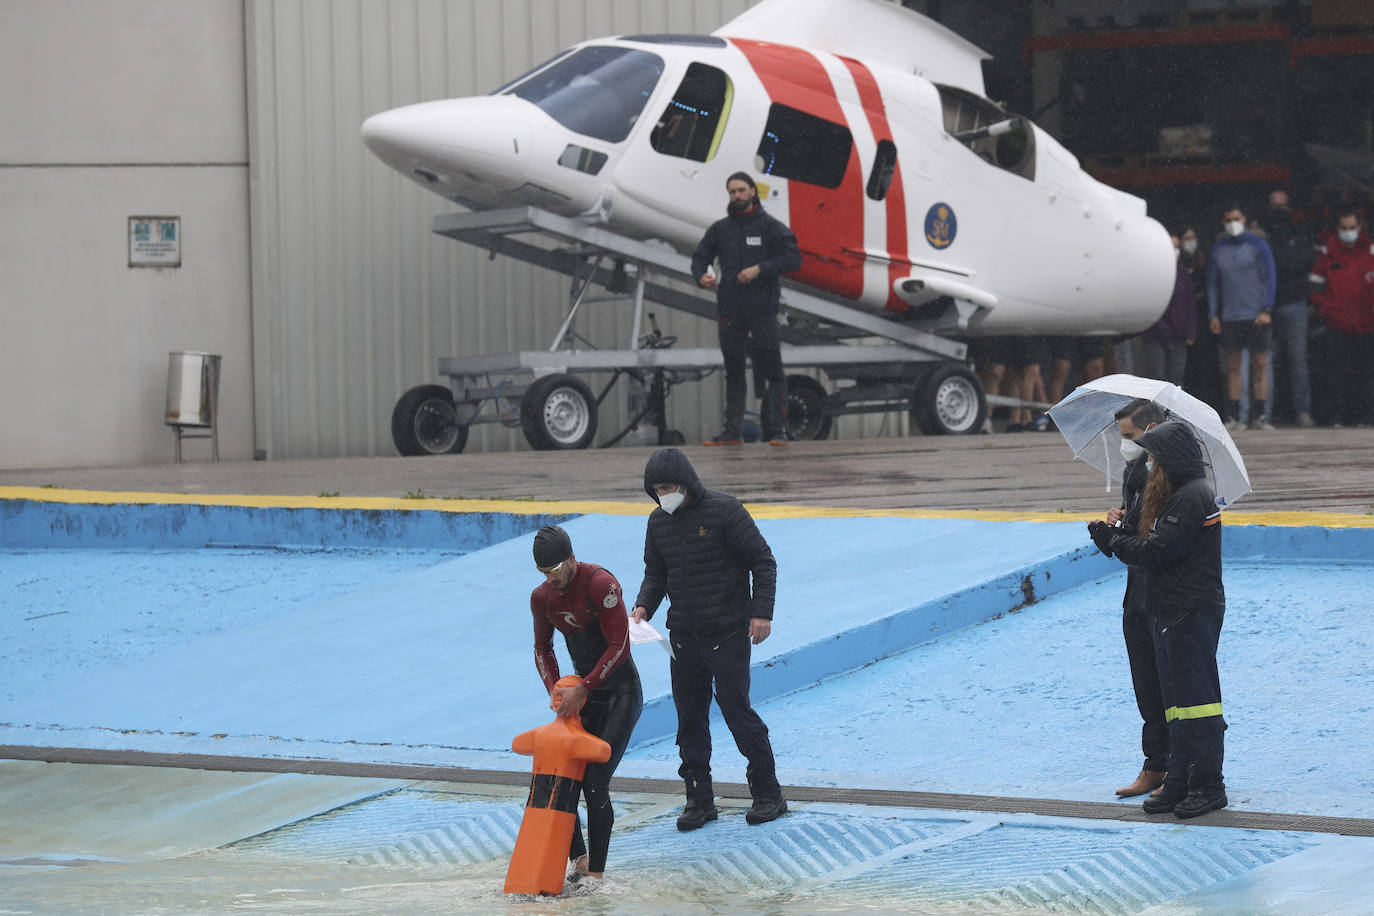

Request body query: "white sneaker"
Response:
[980, 417, 994, 435]
[1297, 412, 1315, 428]
[1224, 418, 1243, 431]
[1249, 418, 1275, 431]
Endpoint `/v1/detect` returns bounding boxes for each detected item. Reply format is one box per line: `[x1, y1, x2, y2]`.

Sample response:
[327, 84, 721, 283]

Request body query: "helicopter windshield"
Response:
[500, 46, 665, 144]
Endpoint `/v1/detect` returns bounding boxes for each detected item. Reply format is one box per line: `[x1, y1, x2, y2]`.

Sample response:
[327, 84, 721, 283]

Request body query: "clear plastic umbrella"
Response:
[1045, 373, 1251, 508]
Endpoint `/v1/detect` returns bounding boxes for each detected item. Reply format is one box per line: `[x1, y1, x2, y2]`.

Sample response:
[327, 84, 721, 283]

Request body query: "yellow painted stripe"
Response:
[2, 486, 1372, 527]
[1166, 703, 1224, 722]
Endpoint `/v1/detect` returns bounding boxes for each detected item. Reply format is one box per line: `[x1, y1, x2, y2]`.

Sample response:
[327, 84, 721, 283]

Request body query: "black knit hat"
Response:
[532, 525, 572, 568]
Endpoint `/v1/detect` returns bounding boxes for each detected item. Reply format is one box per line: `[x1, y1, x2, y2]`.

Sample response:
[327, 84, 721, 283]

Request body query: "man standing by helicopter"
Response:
[693, 172, 802, 446]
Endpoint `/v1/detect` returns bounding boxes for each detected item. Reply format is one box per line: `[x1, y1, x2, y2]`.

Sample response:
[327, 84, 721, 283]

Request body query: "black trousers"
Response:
[567, 667, 642, 873]
[1153, 606, 1226, 795]
[1123, 604, 1168, 772]
[670, 628, 780, 803]
[1323, 329, 1374, 426]
[718, 309, 786, 439]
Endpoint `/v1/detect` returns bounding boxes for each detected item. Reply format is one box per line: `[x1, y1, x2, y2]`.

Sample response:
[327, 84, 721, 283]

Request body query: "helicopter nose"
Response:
[361, 97, 532, 189]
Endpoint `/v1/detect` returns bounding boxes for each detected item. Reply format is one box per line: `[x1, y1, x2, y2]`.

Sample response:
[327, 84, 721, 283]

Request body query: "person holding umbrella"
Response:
[1087, 421, 1228, 818]
[1107, 398, 1169, 800]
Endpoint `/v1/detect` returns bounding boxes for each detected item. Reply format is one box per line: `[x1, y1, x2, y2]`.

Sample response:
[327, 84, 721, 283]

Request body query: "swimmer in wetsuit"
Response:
[529, 525, 643, 879]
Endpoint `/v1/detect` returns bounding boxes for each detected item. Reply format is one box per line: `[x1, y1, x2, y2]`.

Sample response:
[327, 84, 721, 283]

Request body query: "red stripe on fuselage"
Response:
[840, 57, 910, 313]
[732, 39, 864, 300]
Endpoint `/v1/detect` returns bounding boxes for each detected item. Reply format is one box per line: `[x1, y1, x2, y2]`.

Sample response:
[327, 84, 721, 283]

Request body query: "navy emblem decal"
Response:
[924, 202, 957, 249]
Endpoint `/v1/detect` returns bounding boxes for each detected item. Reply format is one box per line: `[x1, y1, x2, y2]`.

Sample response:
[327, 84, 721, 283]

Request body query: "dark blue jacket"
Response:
[1120, 454, 1149, 614]
[1107, 422, 1226, 617]
[690, 203, 801, 317]
[634, 448, 777, 636]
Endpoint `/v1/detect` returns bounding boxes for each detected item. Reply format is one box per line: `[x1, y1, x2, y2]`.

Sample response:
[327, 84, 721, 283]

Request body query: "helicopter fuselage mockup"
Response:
[362, 0, 1174, 337]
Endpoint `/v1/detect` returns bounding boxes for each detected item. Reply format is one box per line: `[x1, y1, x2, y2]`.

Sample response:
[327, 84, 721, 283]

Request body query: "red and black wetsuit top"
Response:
[530, 563, 635, 694]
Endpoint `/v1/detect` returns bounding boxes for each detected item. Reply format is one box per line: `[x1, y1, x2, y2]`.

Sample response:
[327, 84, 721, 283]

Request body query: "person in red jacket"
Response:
[529, 525, 642, 881]
[1309, 209, 1374, 427]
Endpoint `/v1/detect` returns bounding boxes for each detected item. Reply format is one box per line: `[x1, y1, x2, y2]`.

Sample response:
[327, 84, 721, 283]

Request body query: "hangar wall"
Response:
[0, 1, 253, 470]
[245, 0, 766, 460]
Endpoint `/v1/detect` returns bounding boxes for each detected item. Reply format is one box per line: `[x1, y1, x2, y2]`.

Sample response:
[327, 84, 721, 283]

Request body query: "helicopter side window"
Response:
[501, 46, 664, 144]
[867, 139, 898, 201]
[754, 103, 853, 189]
[650, 63, 733, 163]
[934, 84, 1035, 181]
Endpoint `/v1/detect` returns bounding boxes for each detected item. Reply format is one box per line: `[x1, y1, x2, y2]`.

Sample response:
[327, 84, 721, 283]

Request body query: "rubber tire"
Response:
[912, 363, 986, 436]
[391, 384, 469, 455]
[785, 374, 833, 441]
[521, 373, 598, 450]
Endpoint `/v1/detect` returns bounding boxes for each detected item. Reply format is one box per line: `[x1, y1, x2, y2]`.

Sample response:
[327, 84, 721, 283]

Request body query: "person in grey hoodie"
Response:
[631, 447, 786, 830]
[1206, 205, 1276, 429]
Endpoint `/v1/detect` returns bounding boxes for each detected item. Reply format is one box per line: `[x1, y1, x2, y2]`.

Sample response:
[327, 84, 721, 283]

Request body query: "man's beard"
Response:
[728, 196, 755, 213]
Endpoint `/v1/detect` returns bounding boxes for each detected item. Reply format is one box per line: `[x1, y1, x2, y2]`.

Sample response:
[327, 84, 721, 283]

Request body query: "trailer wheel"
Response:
[785, 375, 832, 441]
[392, 384, 469, 455]
[912, 364, 985, 436]
[521, 373, 598, 450]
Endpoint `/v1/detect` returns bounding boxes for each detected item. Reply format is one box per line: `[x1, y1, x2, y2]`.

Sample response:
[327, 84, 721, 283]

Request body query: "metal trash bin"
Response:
[165, 351, 221, 462]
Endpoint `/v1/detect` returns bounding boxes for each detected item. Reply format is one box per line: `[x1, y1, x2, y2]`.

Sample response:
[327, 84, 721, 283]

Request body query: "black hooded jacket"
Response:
[1107, 422, 1225, 616]
[690, 203, 801, 316]
[634, 448, 777, 636]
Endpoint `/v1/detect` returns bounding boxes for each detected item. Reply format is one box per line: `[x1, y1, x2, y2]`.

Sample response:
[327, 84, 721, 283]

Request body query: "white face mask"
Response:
[658, 490, 685, 514]
[1339, 228, 1360, 245]
[1121, 438, 1145, 462]
[1182, 239, 1198, 255]
[1225, 219, 1245, 238]
[1145, 458, 1156, 473]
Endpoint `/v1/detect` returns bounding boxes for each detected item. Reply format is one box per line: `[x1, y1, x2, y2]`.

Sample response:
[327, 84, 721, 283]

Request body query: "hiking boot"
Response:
[703, 433, 742, 446]
[1142, 783, 1188, 814]
[676, 801, 718, 831]
[1116, 769, 1166, 798]
[1174, 788, 1228, 819]
[745, 796, 788, 825]
[767, 435, 789, 447]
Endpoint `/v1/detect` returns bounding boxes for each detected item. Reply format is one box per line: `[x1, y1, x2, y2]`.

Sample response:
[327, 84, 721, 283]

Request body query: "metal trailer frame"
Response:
[391, 205, 990, 454]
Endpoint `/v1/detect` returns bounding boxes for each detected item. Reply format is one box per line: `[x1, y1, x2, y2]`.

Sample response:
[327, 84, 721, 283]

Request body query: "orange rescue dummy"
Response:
[504, 675, 612, 896]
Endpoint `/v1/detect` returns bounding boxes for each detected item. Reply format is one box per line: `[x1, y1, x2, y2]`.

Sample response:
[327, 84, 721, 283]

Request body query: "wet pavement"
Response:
[3, 427, 1374, 516]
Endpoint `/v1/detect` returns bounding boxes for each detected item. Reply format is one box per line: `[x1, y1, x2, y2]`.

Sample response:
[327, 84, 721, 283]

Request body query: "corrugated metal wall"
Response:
[245, 0, 908, 459]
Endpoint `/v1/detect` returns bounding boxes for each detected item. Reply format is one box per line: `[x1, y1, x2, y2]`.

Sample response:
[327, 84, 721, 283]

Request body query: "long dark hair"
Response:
[1139, 462, 1175, 537]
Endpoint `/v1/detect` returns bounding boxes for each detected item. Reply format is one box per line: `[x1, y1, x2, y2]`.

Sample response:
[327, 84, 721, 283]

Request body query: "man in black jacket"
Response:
[692, 172, 802, 446]
[631, 447, 786, 829]
[1107, 399, 1168, 799]
[1089, 421, 1228, 818]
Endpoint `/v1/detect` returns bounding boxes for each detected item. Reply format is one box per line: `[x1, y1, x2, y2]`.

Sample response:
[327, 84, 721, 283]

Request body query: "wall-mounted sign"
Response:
[129, 216, 181, 267]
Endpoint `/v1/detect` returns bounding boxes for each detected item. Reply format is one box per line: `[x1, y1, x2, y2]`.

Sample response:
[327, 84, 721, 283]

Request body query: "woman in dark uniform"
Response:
[1088, 420, 1228, 818]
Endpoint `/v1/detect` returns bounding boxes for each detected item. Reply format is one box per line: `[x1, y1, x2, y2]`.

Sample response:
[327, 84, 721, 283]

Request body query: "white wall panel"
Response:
[0, 1, 252, 470]
[247, 0, 759, 458]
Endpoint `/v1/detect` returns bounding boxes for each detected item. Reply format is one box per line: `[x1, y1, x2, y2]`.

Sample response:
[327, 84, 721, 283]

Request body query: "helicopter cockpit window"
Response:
[650, 63, 733, 162]
[754, 103, 853, 189]
[867, 139, 898, 200]
[934, 84, 1035, 181]
[501, 46, 664, 144]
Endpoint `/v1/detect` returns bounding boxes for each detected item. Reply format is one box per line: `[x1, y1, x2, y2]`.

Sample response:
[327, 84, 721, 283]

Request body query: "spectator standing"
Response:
[1309, 209, 1374, 427]
[632, 448, 787, 830]
[693, 172, 802, 446]
[1207, 206, 1276, 430]
[1259, 190, 1315, 427]
[1181, 227, 1224, 413]
[1141, 235, 1197, 385]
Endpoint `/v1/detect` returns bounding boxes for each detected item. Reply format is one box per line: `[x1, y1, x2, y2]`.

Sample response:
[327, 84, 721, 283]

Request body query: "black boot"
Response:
[1142, 782, 1187, 814]
[676, 800, 718, 831]
[745, 796, 788, 825]
[1174, 787, 1228, 819]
